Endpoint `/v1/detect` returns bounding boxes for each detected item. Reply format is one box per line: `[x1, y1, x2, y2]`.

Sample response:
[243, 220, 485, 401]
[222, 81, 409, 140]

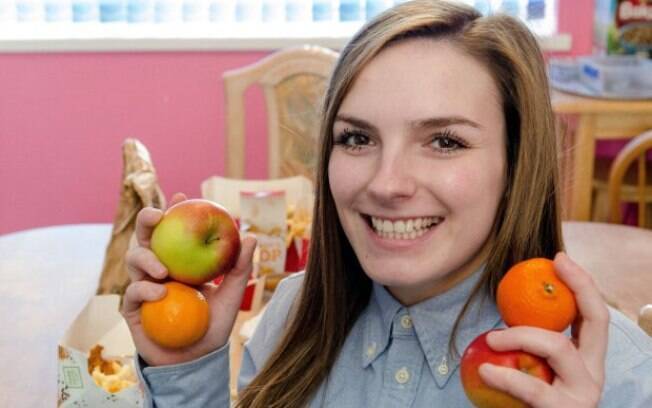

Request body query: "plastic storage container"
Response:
[579, 55, 652, 94]
[548, 57, 579, 83]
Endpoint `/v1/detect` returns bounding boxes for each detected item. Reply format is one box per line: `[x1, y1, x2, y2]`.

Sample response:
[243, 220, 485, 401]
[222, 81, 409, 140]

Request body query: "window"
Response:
[0, 0, 564, 52]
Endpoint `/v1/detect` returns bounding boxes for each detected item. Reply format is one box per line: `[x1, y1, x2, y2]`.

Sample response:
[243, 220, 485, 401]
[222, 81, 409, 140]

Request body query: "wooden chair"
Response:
[605, 130, 652, 227]
[223, 45, 339, 182]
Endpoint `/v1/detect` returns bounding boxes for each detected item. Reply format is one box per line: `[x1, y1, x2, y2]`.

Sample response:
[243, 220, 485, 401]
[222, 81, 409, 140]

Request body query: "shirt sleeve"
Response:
[135, 272, 305, 408]
[600, 308, 652, 407]
[136, 343, 232, 408]
[601, 358, 652, 407]
[237, 273, 305, 392]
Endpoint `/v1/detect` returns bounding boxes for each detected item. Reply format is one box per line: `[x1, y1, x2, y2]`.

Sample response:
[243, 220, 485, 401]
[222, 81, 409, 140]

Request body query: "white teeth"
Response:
[369, 215, 442, 239]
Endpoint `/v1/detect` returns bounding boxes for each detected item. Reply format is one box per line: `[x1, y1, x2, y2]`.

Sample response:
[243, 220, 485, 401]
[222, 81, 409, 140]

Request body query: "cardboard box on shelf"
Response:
[594, 0, 652, 56]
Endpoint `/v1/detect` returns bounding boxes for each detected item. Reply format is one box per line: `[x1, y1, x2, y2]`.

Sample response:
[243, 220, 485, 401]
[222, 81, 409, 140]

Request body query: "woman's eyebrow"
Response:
[411, 116, 482, 130]
[334, 114, 378, 133]
[334, 114, 482, 132]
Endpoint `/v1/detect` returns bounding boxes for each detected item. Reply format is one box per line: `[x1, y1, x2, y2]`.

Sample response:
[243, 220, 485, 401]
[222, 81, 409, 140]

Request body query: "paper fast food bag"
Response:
[58, 295, 143, 407]
[97, 138, 166, 296]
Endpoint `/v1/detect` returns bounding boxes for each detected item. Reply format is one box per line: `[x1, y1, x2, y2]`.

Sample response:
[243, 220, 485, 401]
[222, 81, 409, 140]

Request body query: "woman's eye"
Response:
[430, 131, 466, 153]
[335, 130, 370, 151]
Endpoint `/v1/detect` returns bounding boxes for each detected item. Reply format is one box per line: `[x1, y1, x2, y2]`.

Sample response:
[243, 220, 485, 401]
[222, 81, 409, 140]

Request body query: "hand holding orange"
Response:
[139, 199, 241, 350]
[461, 257, 578, 408]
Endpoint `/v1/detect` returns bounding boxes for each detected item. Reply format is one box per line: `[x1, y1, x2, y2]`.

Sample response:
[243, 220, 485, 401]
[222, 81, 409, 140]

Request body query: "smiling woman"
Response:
[329, 38, 506, 306]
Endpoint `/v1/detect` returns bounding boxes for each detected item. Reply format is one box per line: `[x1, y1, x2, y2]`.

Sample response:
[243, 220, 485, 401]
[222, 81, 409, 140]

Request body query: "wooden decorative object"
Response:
[96, 139, 166, 296]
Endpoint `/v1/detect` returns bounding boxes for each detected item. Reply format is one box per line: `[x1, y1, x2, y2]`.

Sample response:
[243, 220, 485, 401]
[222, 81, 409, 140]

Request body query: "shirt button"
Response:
[366, 342, 377, 358]
[438, 357, 449, 375]
[394, 367, 410, 384]
[400, 315, 412, 329]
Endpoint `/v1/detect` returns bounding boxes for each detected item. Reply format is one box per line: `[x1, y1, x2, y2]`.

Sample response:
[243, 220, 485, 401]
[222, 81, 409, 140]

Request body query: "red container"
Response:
[285, 238, 310, 272]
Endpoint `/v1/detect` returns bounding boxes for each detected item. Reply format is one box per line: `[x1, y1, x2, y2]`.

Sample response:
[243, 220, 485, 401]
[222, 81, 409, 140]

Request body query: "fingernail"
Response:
[152, 285, 166, 298]
[556, 251, 571, 264]
[486, 330, 499, 341]
[478, 363, 495, 377]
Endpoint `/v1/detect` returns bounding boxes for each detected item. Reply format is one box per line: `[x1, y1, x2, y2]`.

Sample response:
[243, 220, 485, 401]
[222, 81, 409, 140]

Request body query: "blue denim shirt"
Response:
[139, 270, 652, 407]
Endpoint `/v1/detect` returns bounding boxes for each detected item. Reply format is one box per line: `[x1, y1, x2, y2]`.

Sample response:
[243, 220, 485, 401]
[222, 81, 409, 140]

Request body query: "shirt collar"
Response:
[361, 265, 503, 388]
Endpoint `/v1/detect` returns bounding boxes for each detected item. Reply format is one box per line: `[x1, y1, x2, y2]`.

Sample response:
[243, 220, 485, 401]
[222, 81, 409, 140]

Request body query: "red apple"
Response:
[460, 330, 554, 408]
[150, 199, 241, 285]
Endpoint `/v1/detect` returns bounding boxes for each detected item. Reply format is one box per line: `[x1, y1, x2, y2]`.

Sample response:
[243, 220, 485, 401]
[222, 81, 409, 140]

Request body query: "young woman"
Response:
[122, 1, 652, 407]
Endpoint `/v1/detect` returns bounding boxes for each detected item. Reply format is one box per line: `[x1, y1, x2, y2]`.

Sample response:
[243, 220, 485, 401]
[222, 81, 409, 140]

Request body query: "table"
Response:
[0, 224, 111, 408]
[1, 222, 650, 407]
[551, 90, 652, 221]
[563, 221, 652, 322]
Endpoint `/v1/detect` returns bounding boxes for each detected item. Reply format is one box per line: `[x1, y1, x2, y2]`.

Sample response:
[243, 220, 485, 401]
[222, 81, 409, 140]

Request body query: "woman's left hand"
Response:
[478, 252, 609, 408]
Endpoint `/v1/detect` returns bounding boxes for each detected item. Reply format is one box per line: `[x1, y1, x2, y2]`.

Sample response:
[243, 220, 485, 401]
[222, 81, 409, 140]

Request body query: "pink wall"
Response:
[0, 51, 270, 234]
[0, 0, 595, 235]
[557, 0, 594, 57]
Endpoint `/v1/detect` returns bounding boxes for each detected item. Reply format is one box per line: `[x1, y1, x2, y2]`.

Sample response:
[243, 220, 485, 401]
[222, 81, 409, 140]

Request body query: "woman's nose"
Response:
[366, 150, 417, 203]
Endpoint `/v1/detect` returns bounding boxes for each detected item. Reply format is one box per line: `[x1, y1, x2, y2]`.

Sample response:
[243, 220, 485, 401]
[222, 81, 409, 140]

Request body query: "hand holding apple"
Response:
[121, 193, 257, 366]
[460, 330, 553, 408]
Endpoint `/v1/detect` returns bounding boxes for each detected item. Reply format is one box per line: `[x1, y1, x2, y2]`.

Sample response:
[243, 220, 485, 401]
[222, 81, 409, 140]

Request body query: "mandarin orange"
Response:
[141, 281, 210, 349]
[497, 258, 577, 332]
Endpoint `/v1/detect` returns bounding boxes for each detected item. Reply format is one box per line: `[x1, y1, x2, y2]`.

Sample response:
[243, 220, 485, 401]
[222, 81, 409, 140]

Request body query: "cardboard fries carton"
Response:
[58, 295, 143, 407]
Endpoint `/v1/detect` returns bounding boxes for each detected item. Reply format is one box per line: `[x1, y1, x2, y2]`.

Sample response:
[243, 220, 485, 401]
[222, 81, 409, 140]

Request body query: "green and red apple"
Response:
[151, 199, 241, 285]
[460, 330, 554, 408]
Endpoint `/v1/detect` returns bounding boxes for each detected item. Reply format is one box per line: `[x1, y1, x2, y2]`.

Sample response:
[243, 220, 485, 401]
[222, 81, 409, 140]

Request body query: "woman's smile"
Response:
[361, 213, 444, 249]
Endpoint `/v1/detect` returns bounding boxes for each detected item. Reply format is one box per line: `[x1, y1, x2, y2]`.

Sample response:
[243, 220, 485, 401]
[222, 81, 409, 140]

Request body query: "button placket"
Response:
[376, 323, 424, 408]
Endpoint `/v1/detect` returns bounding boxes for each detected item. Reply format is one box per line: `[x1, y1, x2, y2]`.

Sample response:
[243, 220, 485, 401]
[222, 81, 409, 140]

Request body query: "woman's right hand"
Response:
[121, 192, 257, 367]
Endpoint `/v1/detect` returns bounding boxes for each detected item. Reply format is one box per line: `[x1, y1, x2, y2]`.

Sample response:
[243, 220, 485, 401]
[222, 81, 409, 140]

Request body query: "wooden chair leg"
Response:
[592, 187, 609, 223]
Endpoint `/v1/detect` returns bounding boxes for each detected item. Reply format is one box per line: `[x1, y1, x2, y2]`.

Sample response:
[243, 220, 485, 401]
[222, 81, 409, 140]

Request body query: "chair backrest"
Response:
[607, 130, 652, 227]
[223, 45, 339, 181]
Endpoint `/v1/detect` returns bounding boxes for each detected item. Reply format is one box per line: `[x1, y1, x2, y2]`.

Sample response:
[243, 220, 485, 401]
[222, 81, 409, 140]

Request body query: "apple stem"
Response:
[205, 232, 220, 245]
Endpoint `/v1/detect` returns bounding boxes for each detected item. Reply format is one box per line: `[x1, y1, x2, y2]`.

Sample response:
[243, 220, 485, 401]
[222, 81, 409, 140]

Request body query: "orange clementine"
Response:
[140, 281, 210, 349]
[497, 258, 577, 332]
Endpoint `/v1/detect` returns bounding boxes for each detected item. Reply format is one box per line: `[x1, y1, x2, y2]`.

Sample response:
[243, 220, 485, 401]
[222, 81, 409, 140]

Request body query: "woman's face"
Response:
[328, 38, 507, 305]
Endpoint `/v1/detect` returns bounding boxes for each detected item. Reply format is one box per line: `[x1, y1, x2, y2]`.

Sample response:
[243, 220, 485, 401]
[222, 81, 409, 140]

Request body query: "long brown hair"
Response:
[237, 1, 563, 406]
